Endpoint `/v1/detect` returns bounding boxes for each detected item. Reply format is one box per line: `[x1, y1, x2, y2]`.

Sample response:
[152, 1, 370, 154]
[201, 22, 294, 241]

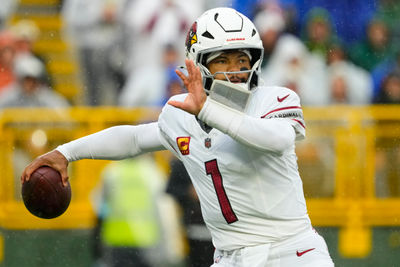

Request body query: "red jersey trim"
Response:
[292, 119, 306, 129]
[261, 106, 302, 118]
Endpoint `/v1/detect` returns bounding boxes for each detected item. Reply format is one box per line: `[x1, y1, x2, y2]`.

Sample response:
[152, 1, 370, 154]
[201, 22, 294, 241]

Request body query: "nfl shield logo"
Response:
[205, 137, 211, 148]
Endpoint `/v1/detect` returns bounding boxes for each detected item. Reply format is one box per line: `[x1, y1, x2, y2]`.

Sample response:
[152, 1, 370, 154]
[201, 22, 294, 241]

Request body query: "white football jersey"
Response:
[158, 85, 312, 251]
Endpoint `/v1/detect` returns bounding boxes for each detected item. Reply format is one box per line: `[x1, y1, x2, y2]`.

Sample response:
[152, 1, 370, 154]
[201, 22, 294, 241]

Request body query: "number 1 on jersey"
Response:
[205, 159, 238, 224]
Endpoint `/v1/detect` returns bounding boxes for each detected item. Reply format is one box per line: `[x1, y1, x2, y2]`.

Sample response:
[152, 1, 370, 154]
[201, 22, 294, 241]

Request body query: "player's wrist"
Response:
[197, 97, 210, 119]
[55, 145, 72, 162]
[198, 97, 244, 136]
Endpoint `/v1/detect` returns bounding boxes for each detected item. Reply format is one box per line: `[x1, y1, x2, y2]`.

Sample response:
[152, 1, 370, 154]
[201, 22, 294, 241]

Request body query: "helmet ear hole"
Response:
[249, 49, 262, 67]
[204, 77, 213, 93]
[250, 72, 258, 89]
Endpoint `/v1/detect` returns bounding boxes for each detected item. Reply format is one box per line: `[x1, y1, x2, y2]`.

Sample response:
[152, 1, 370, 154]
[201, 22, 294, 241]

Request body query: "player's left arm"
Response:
[198, 97, 299, 154]
[168, 59, 302, 154]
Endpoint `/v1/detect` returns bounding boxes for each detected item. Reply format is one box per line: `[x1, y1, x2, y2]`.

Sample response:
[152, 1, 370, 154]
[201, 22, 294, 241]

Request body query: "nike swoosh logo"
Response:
[277, 94, 290, 102]
[296, 248, 315, 257]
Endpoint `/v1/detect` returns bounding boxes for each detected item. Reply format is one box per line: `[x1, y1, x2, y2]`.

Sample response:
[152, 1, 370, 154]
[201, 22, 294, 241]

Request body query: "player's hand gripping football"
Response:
[168, 59, 207, 115]
[21, 150, 69, 187]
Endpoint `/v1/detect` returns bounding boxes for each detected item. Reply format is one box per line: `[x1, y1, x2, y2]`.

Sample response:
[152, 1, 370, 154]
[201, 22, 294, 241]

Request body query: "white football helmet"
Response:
[185, 7, 264, 92]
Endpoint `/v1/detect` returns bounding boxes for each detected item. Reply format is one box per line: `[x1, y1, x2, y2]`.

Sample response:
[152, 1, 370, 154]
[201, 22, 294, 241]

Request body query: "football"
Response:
[22, 166, 71, 219]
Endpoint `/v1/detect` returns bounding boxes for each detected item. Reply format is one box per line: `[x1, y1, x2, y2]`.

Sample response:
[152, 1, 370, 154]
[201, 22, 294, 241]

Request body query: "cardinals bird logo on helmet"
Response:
[186, 22, 198, 53]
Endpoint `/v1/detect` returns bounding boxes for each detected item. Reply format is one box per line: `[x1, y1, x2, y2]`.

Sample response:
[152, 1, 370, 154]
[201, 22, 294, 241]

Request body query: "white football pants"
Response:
[211, 228, 334, 267]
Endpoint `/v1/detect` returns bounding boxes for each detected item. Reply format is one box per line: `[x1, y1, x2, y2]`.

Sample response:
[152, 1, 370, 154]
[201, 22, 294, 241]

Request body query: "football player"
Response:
[22, 7, 334, 266]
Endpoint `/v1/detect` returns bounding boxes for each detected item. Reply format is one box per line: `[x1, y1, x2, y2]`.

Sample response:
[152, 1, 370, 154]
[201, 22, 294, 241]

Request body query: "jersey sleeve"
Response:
[157, 94, 187, 159]
[260, 89, 306, 141]
[56, 123, 165, 162]
[198, 97, 296, 154]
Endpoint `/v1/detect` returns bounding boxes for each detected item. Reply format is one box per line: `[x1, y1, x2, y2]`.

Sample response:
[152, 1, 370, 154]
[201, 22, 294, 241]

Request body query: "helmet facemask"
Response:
[198, 48, 263, 94]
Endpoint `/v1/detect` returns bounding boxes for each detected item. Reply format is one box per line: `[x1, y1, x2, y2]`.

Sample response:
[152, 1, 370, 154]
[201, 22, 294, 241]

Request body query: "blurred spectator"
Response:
[0, 55, 69, 108]
[327, 62, 373, 105]
[61, 0, 125, 105]
[0, 30, 16, 94]
[253, 8, 286, 68]
[301, 7, 341, 59]
[121, 0, 202, 76]
[371, 47, 400, 99]
[373, 71, 400, 197]
[159, 67, 185, 106]
[118, 44, 182, 107]
[0, 0, 19, 29]
[373, 71, 400, 104]
[166, 158, 214, 267]
[92, 155, 182, 267]
[349, 16, 393, 72]
[325, 41, 347, 66]
[260, 34, 329, 105]
[9, 20, 40, 57]
[326, 42, 373, 105]
[9, 19, 52, 86]
[376, 0, 400, 45]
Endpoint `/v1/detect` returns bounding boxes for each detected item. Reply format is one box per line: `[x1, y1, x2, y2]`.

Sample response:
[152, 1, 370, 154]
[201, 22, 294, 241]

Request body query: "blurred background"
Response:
[0, 0, 399, 266]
